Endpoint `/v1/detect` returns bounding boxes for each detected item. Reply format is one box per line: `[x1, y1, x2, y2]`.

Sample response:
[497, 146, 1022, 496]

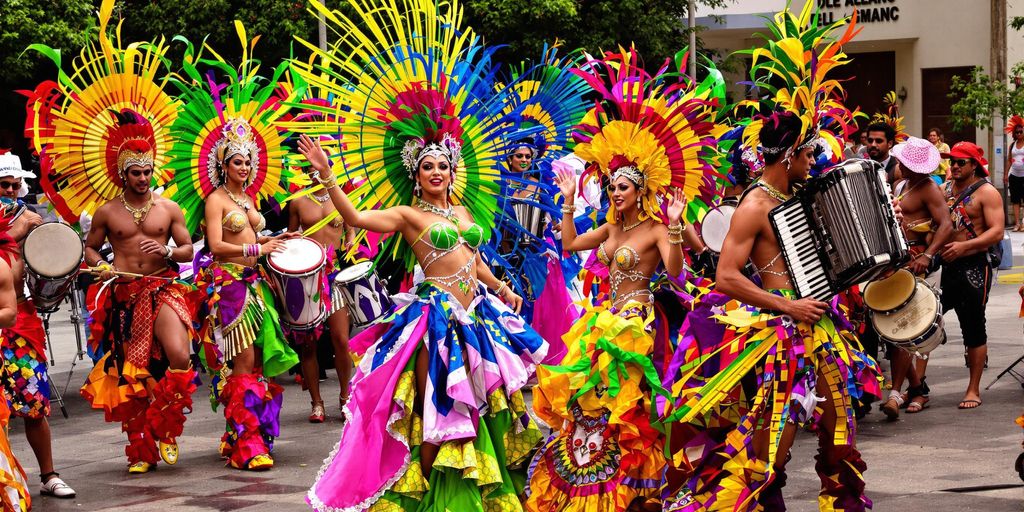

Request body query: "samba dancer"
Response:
[287, 186, 355, 423]
[80, 122, 198, 475]
[296, 1, 549, 508]
[526, 48, 713, 511]
[877, 136, 952, 419]
[0, 215, 30, 510]
[163, 28, 302, 470]
[0, 152, 74, 496]
[662, 8, 880, 510]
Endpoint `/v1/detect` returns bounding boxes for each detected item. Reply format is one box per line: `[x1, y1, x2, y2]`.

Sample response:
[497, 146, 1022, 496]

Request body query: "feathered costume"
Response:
[869, 91, 906, 143]
[485, 47, 591, 359]
[162, 23, 300, 470]
[295, 1, 549, 510]
[20, 0, 200, 471]
[0, 217, 31, 511]
[661, 6, 880, 512]
[526, 47, 722, 512]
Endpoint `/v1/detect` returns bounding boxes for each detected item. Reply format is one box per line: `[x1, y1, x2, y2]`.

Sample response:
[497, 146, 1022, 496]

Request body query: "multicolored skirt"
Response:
[662, 289, 882, 511]
[1, 301, 49, 419]
[195, 262, 299, 378]
[526, 299, 671, 512]
[307, 283, 548, 511]
[0, 400, 28, 511]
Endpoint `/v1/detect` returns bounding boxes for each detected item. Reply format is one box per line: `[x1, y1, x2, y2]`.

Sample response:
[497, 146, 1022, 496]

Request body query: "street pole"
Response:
[318, 3, 328, 52]
[688, 0, 696, 81]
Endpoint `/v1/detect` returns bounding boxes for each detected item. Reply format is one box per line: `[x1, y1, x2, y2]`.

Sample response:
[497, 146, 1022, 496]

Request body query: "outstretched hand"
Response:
[297, 134, 331, 178]
[666, 188, 686, 225]
[553, 166, 577, 200]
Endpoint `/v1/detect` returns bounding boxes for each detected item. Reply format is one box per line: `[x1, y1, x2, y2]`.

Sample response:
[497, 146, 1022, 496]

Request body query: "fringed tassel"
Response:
[145, 367, 197, 443]
[815, 444, 871, 512]
[221, 305, 260, 362]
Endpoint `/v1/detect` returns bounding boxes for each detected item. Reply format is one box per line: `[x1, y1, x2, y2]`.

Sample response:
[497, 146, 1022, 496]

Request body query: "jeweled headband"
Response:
[508, 142, 536, 157]
[401, 133, 462, 177]
[611, 165, 646, 192]
[116, 139, 155, 175]
[207, 117, 260, 188]
[760, 128, 819, 158]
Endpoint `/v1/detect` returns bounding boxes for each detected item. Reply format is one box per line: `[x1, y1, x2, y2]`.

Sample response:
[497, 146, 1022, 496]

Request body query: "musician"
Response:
[80, 136, 198, 475]
[669, 112, 881, 510]
[0, 152, 74, 497]
[938, 141, 1004, 410]
[879, 137, 953, 419]
[866, 122, 899, 184]
[286, 187, 354, 423]
[0, 215, 31, 510]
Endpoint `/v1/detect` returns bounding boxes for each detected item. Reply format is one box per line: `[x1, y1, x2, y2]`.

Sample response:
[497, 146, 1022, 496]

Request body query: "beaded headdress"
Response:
[401, 133, 462, 177]
[208, 117, 260, 188]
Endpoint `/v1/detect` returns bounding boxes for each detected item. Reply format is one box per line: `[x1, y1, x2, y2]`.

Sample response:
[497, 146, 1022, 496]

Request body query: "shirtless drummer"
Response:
[0, 151, 75, 497]
[288, 185, 354, 422]
[80, 138, 198, 473]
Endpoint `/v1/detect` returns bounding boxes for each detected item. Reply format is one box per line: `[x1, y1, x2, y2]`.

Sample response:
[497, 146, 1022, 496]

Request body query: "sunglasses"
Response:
[950, 158, 972, 167]
[0, 181, 21, 190]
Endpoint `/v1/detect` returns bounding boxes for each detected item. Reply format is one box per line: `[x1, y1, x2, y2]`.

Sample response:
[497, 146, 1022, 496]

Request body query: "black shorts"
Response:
[1010, 174, 1024, 205]
[940, 253, 993, 348]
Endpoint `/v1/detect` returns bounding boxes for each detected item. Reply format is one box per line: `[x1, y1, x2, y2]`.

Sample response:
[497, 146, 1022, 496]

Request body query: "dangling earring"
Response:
[414, 181, 422, 197]
[637, 196, 642, 211]
[448, 172, 456, 197]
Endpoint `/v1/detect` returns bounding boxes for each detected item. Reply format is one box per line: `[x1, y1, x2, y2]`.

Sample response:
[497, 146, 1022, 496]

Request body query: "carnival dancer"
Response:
[163, 27, 301, 470]
[662, 7, 880, 510]
[525, 48, 716, 512]
[287, 185, 355, 423]
[878, 136, 952, 420]
[0, 153, 74, 496]
[80, 118, 198, 475]
[296, 1, 549, 509]
[0, 215, 30, 511]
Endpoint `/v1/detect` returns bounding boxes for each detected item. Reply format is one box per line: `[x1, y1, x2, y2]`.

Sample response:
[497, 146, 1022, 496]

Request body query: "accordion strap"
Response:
[947, 178, 989, 239]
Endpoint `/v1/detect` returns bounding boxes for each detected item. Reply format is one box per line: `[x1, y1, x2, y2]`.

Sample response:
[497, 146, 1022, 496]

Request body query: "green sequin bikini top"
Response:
[413, 219, 485, 294]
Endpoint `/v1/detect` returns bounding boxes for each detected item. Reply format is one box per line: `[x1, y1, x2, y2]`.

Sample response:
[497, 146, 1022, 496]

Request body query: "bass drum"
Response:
[23, 223, 84, 313]
[699, 199, 738, 254]
[869, 277, 945, 357]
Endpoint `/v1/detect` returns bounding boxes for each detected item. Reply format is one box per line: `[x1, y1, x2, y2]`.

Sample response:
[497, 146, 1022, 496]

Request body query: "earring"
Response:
[448, 181, 455, 196]
[414, 182, 422, 197]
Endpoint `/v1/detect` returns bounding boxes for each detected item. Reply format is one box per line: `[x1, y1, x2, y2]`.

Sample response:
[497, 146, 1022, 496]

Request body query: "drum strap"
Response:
[947, 179, 988, 240]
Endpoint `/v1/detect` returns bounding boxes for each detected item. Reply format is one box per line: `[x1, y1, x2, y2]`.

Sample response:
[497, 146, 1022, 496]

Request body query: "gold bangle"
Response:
[561, 203, 575, 214]
[495, 282, 507, 295]
[669, 237, 685, 245]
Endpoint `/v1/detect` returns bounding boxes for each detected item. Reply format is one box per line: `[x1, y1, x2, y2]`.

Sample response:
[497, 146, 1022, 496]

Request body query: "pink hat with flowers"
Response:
[890, 136, 940, 175]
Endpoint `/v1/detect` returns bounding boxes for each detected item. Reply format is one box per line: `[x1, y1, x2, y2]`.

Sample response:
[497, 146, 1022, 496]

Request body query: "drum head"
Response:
[701, 205, 736, 253]
[24, 223, 83, 278]
[267, 238, 325, 274]
[863, 269, 916, 313]
[871, 280, 940, 342]
[335, 261, 373, 284]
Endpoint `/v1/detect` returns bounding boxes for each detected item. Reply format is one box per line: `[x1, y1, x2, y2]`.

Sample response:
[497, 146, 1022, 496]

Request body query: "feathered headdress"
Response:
[289, 0, 527, 271]
[0, 215, 19, 267]
[162, 22, 305, 233]
[738, 3, 860, 162]
[21, 0, 179, 221]
[870, 91, 907, 142]
[1006, 115, 1024, 134]
[572, 47, 722, 224]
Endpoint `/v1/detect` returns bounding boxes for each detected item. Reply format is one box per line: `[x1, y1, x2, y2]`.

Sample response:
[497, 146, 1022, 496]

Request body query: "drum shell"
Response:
[512, 203, 545, 239]
[334, 261, 393, 327]
[22, 223, 84, 313]
[267, 238, 328, 330]
[699, 198, 738, 255]
[870, 280, 944, 356]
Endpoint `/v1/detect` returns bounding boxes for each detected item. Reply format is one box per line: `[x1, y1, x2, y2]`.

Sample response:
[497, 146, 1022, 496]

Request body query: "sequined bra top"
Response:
[597, 241, 650, 309]
[223, 210, 267, 234]
[414, 219, 485, 294]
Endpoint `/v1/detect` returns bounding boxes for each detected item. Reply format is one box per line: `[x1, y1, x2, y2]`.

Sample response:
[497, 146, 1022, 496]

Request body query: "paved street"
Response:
[11, 235, 1024, 511]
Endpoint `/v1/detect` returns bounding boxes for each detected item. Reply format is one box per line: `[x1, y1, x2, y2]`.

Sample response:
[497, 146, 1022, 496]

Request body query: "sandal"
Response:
[309, 401, 326, 423]
[880, 390, 904, 420]
[906, 395, 930, 413]
[958, 398, 982, 409]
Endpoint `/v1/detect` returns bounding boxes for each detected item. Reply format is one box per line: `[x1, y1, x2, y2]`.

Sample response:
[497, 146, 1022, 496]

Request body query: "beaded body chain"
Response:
[416, 201, 478, 295]
[607, 246, 652, 310]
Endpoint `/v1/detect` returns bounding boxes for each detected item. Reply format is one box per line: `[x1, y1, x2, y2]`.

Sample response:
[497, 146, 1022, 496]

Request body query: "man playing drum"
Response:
[937, 142, 1004, 410]
[0, 152, 75, 498]
[80, 136, 198, 474]
[287, 185, 355, 423]
[878, 136, 953, 419]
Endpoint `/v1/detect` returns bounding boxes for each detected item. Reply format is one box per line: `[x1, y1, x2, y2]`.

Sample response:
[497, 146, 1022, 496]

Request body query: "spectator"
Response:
[928, 127, 951, 183]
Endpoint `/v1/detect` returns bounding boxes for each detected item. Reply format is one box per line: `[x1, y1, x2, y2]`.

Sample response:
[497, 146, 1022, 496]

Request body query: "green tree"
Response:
[0, 0, 94, 82]
[949, 63, 1024, 130]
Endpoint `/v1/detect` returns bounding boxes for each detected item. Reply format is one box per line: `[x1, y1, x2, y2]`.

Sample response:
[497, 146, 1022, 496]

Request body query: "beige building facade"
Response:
[697, 0, 1022, 177]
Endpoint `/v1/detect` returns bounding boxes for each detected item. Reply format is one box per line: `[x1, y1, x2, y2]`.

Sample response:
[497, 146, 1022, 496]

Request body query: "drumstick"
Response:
[84, 267, 175, 280]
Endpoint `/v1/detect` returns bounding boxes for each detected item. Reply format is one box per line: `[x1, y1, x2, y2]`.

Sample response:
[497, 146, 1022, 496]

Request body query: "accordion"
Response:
[769, 159, 909, 301]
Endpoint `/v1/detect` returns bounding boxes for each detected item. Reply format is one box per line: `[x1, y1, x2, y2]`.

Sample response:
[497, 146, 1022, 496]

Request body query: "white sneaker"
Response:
[40, 477, 76, 498]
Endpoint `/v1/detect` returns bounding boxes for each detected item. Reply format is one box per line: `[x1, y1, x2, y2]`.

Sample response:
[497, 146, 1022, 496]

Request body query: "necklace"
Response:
[756, 180, 792, 203]
[312, 190, 329, 203]
[416, 198, 456, 222]
[120, 192, 155, 225]
[223, 186, 251, 211]
[622, 218, 646, 232]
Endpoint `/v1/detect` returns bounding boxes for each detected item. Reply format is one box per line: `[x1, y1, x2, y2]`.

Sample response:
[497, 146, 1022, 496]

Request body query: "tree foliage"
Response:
[0, 0, 94, 82]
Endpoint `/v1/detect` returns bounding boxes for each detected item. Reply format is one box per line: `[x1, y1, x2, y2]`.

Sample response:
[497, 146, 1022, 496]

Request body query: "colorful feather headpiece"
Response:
[162, 21, 304, 233]
[21, 0, 179, 221]
[738, 3, 860, 163]
[290, 0, 526, 270]
[870, 91, 907, 142]
[1006, 115, 1024, 134]
[571, 47, 722, 224]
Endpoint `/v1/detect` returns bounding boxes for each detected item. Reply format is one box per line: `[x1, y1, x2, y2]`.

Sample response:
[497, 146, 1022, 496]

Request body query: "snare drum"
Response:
[23, 223, 84, 312]
[700, 199, 738, 254]
[864, 269, 945, 357]
[267, 237, 327, 330]
[334, 261, 393, 328]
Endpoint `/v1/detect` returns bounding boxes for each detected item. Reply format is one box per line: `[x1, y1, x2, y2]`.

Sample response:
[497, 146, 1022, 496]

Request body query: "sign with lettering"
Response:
[816, 0, 900, 24]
